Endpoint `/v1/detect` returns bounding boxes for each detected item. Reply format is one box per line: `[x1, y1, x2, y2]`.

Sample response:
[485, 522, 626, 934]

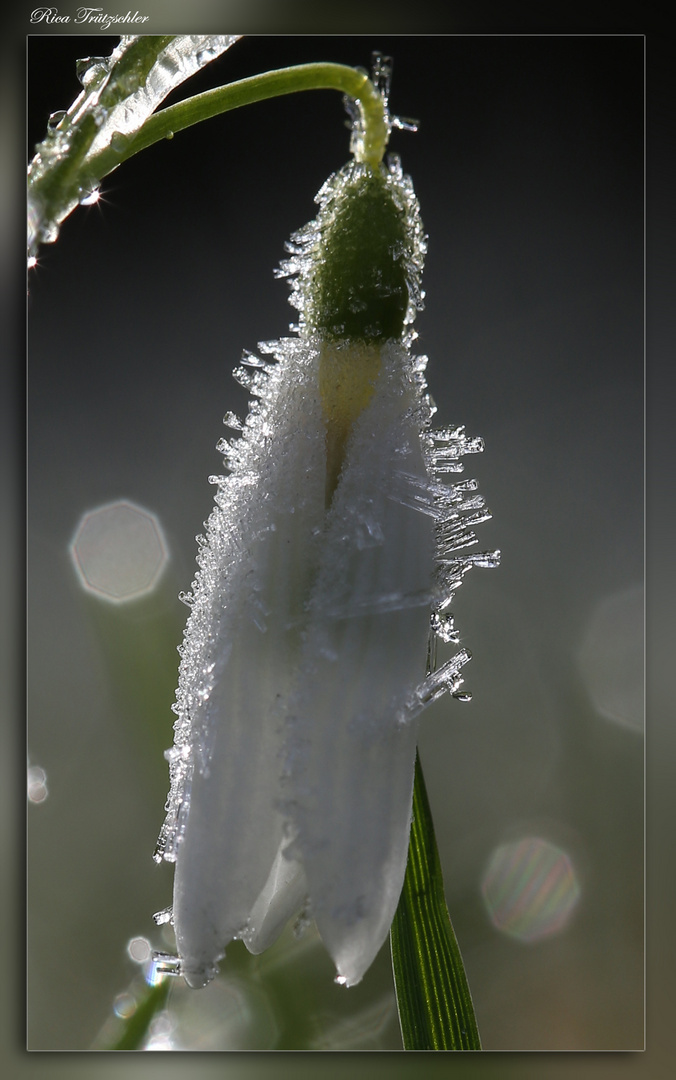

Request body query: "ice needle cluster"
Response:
[155, 153, 499, 989]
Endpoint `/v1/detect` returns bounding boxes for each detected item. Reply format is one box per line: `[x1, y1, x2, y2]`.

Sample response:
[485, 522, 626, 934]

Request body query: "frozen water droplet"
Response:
[334, 974, 348, 986]
[153, 906, 174, 926]
[76, 56, 109, 89]
[178, 591, 194, 607]
[78, 184, 100, 206]
[453, 691, 473, 702]
[47, 110, 67, 132]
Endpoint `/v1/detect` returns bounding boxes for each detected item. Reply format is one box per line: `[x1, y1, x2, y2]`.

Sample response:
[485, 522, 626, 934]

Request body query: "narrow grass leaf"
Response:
[391, 753, 481, 1051]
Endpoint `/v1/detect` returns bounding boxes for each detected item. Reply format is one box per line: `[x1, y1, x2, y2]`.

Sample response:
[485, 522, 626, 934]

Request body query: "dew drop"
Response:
[452, 691, 473, 703]
[47, 110, 67, 132]
[165, 130, 174, 140]
[78, 185, 100, 206]
[75, 56, 109, 89]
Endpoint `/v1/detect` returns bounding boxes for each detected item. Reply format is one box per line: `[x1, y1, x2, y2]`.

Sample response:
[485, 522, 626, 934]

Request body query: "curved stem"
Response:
[29, 52, 388, 262]
[88, 62, 388, 182]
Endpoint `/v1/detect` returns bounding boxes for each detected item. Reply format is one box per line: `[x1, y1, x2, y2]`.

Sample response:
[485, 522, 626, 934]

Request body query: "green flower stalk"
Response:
[27, 36, 388, 262]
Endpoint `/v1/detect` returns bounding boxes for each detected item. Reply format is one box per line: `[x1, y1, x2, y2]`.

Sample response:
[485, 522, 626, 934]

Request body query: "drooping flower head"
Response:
[154, 149, 499, 990]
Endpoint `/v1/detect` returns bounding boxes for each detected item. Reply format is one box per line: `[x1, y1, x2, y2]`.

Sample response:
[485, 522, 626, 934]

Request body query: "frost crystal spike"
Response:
[155, 154, 499, 989]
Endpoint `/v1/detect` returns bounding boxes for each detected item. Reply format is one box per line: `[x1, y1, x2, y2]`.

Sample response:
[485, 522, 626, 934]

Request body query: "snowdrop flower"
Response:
[154, 155, 499, 989]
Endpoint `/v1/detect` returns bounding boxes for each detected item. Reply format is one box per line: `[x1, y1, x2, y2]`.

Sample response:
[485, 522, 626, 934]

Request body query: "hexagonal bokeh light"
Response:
[481, 836, 581, 944]
[70, 500, 168, 602]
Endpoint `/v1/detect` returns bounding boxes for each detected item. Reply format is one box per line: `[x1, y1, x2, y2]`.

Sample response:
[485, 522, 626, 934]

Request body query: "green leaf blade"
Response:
[391, 754, 482, 1051]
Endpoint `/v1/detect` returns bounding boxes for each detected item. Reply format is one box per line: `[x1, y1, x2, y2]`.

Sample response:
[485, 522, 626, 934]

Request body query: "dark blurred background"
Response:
[26, 33, 644, 1057]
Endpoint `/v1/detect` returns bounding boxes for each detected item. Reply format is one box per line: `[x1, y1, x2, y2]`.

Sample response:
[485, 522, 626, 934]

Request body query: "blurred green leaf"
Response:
[107, 977, 171, 1051]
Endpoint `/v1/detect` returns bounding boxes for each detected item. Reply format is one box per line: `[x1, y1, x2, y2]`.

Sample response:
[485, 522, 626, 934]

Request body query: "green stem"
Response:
[391, 754, 482, 1051]
[29, 51, 388, 260]
[90, 62, 388, 179]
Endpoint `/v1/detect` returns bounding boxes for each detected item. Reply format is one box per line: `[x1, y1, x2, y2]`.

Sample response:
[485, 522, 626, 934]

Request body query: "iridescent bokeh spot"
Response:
[27, 762, 49, 804]
[70, 500, 168, 602]
[481, 837, 581, 943]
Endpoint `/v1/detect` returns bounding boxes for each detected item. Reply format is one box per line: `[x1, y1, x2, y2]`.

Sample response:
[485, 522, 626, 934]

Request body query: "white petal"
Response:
[282, 342, 435, 986]
[242, 837, 308, 956]
[165, 343, 326, 987]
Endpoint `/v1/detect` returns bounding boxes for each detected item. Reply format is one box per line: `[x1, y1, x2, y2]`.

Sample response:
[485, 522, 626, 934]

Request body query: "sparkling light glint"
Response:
[481, 836, 581, 944]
